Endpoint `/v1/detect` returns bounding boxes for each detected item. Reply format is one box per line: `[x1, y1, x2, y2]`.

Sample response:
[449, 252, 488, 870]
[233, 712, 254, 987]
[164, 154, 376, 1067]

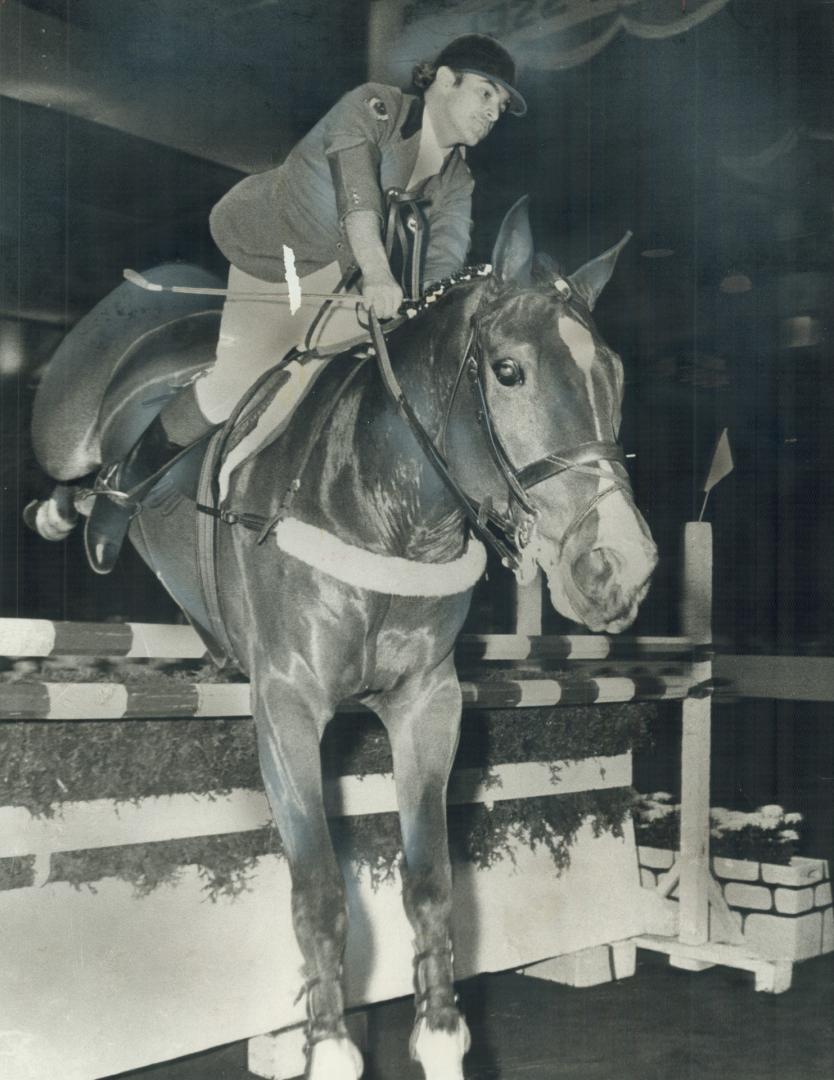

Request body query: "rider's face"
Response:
[432, 69, 510, 148]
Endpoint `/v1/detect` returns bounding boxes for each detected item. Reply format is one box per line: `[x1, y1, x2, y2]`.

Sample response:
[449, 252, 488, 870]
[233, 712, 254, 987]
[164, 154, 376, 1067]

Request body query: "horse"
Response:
[27, 199, 657, 1080]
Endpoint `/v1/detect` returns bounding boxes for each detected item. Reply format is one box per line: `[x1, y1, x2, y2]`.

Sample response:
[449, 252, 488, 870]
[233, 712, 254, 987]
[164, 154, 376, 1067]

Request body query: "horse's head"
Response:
[444, 198, 657, 632]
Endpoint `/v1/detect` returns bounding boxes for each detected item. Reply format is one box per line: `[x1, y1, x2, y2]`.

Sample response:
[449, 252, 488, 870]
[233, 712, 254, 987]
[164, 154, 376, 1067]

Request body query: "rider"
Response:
[86, 34, 527, 573]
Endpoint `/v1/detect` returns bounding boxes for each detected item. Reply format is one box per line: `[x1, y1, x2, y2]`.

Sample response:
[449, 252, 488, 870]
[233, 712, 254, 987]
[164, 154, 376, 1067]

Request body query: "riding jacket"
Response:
[209, 82, 475, 287]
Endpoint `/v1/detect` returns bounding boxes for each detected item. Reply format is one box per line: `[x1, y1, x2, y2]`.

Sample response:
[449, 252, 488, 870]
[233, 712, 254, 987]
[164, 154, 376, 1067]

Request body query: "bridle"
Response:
[196, 266, 635, 583]
[371, 269, 633, 580]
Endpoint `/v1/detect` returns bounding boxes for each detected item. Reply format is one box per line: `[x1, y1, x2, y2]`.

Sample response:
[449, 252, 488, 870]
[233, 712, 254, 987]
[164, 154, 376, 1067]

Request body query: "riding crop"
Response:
[123, 269, 416, 307]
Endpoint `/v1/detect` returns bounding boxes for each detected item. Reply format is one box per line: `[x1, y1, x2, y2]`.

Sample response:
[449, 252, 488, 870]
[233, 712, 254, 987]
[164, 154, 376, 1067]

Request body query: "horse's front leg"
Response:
[251, 674, 363, 1080]
[370, 656, 470, 1080]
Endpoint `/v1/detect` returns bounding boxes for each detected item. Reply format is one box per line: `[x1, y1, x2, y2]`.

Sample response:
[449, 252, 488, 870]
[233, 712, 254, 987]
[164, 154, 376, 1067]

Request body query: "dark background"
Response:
[1, 1, 832, 855]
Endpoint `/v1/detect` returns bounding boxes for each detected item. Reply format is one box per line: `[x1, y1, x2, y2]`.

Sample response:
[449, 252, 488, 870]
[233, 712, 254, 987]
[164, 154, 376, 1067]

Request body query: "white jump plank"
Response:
[0, 756, 630, 857]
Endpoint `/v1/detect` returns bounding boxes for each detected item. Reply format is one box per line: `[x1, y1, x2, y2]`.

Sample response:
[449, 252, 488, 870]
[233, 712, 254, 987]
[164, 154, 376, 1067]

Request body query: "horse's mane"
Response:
[395, 259, 565, 339]
[399, 264, 493, 323]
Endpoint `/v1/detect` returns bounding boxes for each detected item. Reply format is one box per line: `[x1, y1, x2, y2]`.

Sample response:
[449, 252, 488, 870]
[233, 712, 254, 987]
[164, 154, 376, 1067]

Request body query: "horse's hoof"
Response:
[306, 1036, 363, 1080]
[23, 498, 77, 541]
[411, 1017, 471, 1080]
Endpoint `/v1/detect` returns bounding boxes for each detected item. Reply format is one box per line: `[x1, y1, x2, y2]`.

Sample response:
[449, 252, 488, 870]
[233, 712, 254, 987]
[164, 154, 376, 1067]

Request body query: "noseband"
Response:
[371, 270, 633, 578]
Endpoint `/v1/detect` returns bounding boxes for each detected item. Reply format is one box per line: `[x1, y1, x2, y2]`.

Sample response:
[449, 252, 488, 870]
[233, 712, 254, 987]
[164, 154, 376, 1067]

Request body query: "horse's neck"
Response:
[312, 285, 479, 563]
[389, 286, 477, 436]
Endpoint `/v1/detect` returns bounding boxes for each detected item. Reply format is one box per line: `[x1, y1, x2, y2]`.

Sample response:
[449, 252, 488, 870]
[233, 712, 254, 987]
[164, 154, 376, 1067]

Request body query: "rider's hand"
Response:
[360, 271, 403, 321]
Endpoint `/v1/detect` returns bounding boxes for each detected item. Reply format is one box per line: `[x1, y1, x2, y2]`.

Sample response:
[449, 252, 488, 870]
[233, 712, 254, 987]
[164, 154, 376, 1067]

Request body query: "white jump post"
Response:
[677, 521, 713, 952]
[514, 569, 543, 635]
[635, 522, 794, 992]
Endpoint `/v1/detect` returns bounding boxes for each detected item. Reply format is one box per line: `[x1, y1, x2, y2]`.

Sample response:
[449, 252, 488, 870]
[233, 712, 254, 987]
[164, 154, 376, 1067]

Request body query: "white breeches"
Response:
[195, 262, 368, 424]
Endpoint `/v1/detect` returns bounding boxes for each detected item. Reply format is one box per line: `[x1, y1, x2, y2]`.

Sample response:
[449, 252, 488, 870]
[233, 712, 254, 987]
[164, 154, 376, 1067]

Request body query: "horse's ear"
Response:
[568, 231, 632, 311]
[491, 195, 534, 287]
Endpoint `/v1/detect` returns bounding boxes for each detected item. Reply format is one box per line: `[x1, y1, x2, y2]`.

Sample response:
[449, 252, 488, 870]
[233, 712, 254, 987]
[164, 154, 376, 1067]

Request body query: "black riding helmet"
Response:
[434, 34, 527, 117]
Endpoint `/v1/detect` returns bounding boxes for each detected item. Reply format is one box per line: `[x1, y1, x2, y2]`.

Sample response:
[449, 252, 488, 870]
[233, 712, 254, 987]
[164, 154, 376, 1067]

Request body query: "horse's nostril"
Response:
[573, 548, 617, 597]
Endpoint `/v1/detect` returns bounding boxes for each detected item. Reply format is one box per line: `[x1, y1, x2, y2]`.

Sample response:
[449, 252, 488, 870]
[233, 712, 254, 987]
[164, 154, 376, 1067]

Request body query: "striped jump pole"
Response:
[0, 619, 207, 660]
[0, 672, 697, 722]
[0, 617, 707, 663]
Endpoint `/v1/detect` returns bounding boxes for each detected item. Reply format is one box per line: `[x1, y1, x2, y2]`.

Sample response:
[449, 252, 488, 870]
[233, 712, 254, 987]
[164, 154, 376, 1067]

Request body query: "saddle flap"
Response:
[99, 310, 221, 463]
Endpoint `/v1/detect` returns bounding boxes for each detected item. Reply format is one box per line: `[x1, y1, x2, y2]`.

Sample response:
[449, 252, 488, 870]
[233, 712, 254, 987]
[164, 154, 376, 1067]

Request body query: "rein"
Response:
[366, 269, 525, 573]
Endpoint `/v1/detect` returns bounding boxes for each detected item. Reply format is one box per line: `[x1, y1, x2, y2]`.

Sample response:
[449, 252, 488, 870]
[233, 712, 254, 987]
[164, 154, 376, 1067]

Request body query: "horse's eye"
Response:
[492, 359, 523, 387]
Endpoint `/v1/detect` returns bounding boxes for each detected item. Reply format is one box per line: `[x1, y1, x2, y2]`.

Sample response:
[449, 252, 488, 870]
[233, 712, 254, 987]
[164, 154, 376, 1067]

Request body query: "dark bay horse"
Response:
[28, 201, 657, 1079]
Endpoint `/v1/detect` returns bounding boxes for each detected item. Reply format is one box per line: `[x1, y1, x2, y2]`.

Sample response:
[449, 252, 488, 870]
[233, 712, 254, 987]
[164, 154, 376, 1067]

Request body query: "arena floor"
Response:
[113, 950, 833, 1079]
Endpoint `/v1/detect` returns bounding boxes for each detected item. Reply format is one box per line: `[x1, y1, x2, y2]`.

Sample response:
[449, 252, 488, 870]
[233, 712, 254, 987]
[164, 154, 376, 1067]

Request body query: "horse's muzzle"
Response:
[570, 538, 658, 632]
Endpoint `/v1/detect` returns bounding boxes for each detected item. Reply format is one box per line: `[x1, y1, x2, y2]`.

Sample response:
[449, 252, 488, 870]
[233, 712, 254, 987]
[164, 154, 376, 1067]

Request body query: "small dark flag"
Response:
[699, 428, 734, 520]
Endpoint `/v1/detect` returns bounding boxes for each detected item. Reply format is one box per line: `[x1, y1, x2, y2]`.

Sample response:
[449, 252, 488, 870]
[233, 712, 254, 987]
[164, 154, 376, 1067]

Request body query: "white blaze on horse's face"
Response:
[483, 294, 657, 633]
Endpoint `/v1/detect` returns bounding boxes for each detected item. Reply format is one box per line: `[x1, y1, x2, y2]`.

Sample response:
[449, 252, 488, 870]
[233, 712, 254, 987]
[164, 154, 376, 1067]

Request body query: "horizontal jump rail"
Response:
[713, 654, 834, 702]
[0, 617, 706, 661]
[1, 673, 696, 720]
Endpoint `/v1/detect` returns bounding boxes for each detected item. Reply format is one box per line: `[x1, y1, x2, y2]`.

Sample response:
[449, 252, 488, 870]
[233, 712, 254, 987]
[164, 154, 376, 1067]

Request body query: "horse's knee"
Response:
[403, 863, 453, 925]
[291, 872, 348, 936]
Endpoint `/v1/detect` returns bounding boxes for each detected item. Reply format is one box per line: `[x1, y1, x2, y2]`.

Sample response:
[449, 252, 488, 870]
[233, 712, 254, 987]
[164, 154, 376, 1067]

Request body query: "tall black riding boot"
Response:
[84, 415, 193, 575]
